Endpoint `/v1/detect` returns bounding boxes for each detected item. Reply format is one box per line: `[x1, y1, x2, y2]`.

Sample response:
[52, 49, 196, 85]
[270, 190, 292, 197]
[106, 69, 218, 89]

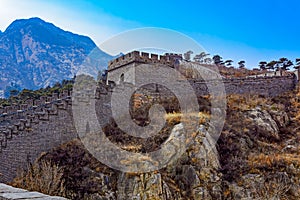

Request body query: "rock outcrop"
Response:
[219, 94, 300, 199]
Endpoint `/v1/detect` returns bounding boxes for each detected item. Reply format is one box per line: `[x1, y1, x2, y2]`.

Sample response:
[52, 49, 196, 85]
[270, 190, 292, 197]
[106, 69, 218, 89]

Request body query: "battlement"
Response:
[108, 51, 183, 71]
[0, 90, 72, 118]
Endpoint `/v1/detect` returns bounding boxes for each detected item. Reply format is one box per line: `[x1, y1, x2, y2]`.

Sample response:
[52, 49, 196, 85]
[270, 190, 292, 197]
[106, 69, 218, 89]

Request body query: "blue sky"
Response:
[0, 0, 299, 68]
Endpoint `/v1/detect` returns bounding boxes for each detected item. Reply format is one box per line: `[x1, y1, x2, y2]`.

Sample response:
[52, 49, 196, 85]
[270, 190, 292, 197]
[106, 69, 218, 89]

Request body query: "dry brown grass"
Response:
[227, 94, 272, 111]
[120, 144, 143, 152]
[291, 88, 300, 122]
[164, 111, 210, 125]
[11, 160, 66, 197]
[248, 153, 300, 169]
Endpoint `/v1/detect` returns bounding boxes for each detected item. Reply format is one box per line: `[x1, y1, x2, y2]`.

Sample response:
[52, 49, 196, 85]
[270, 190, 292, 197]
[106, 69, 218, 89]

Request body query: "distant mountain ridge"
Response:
[0, 17, 112, 96]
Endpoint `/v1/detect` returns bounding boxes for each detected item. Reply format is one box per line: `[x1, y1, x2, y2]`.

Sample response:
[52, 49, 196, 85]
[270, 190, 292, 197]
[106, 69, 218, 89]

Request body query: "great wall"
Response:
[0, 51, 299, 183]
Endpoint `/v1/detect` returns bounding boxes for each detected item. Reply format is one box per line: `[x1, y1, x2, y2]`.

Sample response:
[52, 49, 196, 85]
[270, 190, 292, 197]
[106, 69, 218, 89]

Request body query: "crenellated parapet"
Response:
[0, 90, 73, 152]
[0, 84, 113, 157]
[0, 88, 84, 182]
[0, 91, 71, 118]
[108, 51, 183, 71]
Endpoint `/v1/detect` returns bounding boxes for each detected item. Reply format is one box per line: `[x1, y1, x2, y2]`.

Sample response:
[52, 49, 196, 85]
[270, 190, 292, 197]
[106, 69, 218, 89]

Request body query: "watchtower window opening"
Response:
[120, 73, 124, 82]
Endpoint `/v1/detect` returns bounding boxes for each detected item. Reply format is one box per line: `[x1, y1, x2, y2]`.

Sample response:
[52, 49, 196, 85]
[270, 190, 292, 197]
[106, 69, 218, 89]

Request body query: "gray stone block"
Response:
[0, 183, 68, 199]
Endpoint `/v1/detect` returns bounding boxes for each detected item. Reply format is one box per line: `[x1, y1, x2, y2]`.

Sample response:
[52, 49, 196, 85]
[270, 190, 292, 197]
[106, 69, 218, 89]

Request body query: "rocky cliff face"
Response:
[10, 90, 300, 199]
[0, 17, 112, 93]
[16, 123, 222, 200]
[219, 94, 300, 199]
[114, 124, 222, 200]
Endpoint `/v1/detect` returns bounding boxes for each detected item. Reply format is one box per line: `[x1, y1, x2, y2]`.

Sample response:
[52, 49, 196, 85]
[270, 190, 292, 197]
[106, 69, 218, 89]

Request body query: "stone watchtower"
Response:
[106, 51, 182, 85]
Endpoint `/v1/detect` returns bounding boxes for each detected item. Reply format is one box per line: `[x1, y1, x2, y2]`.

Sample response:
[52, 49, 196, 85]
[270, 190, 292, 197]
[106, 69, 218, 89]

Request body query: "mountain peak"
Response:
[18, 17, 46, 23]
[27, 17, 45, 22]
[5, 17, 47, 32]
[4, 17, 98, 52]
[0, 17, 112, 93]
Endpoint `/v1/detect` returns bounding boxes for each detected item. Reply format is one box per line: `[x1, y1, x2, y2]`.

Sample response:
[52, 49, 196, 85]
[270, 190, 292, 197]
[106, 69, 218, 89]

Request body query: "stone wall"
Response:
[0, 91, 77, 183]
[0, 86, 114, 183]
[0, 183, 67, 199]
[107, 51, 182, 84]
[0, 75, 297, 183]
[139, 75, 297, 98]
[107, 62, 136, 85]
[194, 75, 297, 97]
[108, 51, 182, 71]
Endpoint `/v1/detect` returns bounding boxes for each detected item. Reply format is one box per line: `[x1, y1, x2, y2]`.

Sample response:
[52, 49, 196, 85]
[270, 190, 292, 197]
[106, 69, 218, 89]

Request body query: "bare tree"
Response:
[259, 61, 267, 71]
[238, 60, 246, 69]
[224, 60, 233, 67]
[184, 50, 193, 61]
[204, 57, 212, 64]
[193, 52, 210, 63]
[278, 58, 293, 71]
[212, 55, 223, 66]
[266, 61, 277, 71]
[294, 58, 300, 69]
